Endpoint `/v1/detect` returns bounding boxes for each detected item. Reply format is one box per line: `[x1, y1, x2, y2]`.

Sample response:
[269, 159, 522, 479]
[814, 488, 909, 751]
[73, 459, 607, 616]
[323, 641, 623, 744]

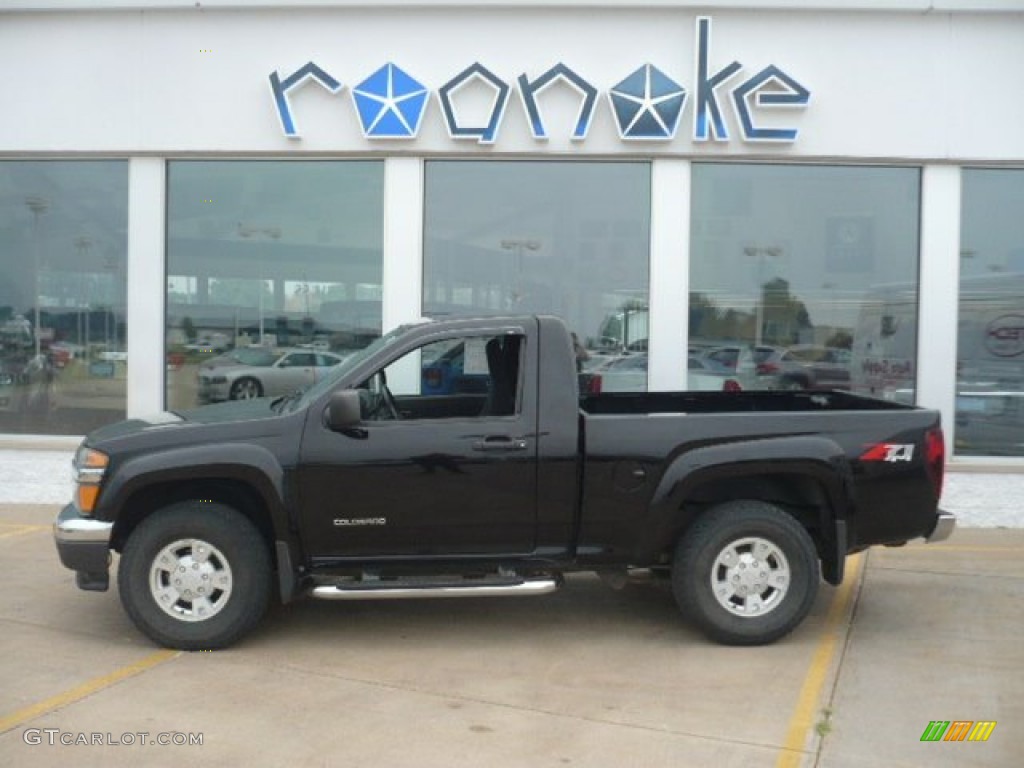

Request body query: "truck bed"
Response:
[577, 388, 942, 562]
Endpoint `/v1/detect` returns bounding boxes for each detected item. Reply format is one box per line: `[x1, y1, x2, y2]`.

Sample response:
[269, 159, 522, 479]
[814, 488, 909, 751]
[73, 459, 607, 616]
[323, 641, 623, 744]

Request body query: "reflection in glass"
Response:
[957, 169, 1024, 456]
[165, 161, 384, 410]
[423, 161, 651, 390]
[0, 161, 129, 434]
[690, 164, 920, 399]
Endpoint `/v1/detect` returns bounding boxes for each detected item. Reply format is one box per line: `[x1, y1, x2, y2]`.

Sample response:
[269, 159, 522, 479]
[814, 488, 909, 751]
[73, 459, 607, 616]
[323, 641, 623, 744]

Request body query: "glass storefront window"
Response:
[957, 169, 1024, 457]
[690, 164, 921, 399]
[0, 161, 129, 434]
[166, 161, 384, 409]
[423, 161, 651, 390]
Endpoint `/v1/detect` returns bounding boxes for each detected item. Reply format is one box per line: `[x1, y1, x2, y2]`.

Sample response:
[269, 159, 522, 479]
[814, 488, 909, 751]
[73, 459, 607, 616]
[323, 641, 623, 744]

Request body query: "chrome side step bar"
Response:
[311, 577, 561, 601]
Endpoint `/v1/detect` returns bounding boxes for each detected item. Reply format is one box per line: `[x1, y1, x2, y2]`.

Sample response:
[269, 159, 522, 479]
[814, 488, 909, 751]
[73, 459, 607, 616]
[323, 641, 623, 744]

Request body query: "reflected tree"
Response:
[825, 330, 853, 349]
[762, 278, 812, 345]
[690, 292, 754, 341]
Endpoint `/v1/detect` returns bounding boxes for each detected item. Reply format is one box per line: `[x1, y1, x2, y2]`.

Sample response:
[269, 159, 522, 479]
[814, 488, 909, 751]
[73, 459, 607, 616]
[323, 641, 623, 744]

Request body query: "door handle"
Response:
[472, 436, 528, 452]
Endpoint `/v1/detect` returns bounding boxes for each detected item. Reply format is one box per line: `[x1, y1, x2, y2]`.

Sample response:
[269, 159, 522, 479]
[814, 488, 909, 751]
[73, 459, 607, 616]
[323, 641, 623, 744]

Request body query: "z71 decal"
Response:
[860, 443, 915, 463]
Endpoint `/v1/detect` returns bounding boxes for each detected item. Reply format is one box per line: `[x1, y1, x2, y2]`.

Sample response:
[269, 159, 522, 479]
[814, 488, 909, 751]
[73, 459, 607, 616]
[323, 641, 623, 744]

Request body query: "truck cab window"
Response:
[361, 333, 523, 421]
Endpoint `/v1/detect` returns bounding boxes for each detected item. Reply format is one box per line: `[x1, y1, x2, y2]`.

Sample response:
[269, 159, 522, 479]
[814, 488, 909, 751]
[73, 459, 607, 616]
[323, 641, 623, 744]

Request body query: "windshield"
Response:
[229, 348, 280, 367]
[288, 324, 414, 411]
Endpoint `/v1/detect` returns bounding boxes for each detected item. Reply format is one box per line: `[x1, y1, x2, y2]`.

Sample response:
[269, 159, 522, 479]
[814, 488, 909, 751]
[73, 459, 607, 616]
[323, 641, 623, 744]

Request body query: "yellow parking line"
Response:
[776, 552, 865, 768]
[0, 649, 179, 734]
[885, 545, 1024, 554]
[0, 524, 49, 540]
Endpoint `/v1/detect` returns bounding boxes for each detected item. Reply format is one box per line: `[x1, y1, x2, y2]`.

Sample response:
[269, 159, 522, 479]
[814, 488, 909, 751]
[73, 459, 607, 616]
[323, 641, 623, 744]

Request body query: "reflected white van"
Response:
[850, 274, 1024, 455]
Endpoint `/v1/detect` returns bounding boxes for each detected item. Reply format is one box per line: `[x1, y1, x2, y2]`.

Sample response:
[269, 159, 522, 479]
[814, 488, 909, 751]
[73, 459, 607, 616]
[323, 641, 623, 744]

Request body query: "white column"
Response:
[647, 158, 690, 391]
[382, 157, 424, 333]
[126, 157, 166, 418]
[917, 164, 961, 458]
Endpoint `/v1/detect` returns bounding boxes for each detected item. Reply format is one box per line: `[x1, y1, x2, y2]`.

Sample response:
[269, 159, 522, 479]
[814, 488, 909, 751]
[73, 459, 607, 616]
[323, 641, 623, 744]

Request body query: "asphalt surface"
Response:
[0, 502, 1020, 768]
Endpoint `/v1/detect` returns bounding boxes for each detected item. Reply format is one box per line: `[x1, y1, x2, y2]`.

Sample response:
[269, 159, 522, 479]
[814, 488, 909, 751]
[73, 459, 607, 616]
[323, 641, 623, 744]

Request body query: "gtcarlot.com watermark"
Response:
[23, 729, 203, 747]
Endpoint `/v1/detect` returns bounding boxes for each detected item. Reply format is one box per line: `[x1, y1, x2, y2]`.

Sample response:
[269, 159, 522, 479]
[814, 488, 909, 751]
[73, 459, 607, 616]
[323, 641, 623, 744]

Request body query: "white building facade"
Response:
[1, 0, 1022, 470]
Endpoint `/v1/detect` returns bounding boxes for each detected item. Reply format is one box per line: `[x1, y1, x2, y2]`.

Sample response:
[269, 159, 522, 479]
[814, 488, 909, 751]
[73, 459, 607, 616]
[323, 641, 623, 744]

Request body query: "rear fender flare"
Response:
[643, 436, 854, 567]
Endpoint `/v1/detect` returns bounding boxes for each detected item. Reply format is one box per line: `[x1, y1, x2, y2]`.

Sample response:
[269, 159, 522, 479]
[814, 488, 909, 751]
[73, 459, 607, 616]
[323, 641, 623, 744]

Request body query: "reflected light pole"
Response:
[301, 272, 311, 317]
[26, 196, 50, 359]
[74, 236, 93, 349]
[102, 254, 119, 350]
[500, 238, 541, 307]
[821, 281, 838, 332]
[743, 245, 782, 347]
[239, 224, 281, 345]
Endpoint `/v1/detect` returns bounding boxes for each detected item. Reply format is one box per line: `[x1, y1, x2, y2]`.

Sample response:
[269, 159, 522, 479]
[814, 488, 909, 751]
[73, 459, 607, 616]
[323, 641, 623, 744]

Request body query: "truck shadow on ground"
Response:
[255, 574, 698, 648]
[250, 573, 838, 653]
[34, 557, 840, 655]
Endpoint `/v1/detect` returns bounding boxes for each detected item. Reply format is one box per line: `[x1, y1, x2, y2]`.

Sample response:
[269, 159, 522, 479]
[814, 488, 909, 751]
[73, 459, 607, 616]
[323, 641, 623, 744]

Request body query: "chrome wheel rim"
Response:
[150, 538, 233, 622]
[710, 536, 790, 617]
[234, 380, 260, 399]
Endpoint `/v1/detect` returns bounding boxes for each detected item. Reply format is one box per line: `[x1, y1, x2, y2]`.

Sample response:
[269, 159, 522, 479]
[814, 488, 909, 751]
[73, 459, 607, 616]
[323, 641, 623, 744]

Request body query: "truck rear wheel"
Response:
[117, 502, 272, 650]
[672, 500, 819, 645]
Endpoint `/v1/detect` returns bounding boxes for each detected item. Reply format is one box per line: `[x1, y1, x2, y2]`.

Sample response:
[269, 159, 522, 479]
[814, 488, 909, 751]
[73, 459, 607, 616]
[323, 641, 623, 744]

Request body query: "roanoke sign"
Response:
[269, 17, 811, 145]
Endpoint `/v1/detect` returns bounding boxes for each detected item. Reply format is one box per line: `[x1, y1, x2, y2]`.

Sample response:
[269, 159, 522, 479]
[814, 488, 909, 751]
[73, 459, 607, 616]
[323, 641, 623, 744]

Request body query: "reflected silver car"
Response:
[589, 354, 744, 393]
[197, 348, 345, 403]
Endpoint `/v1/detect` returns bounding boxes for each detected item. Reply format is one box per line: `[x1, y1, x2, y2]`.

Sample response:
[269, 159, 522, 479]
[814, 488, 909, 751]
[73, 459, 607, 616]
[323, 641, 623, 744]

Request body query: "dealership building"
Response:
[0, 1, 1022, 471]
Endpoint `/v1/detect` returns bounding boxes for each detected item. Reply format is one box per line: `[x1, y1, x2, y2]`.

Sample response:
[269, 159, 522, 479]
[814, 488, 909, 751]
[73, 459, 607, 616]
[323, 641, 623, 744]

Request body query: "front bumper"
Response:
[197, 381, 230, 403]
[54, 504, 113, 591]
[925, 510, 956, 543]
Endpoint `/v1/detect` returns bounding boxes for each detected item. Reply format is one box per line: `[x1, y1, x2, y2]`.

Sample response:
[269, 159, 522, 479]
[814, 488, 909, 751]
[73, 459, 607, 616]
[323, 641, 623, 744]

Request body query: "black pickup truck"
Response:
[54, 315, 953, 650]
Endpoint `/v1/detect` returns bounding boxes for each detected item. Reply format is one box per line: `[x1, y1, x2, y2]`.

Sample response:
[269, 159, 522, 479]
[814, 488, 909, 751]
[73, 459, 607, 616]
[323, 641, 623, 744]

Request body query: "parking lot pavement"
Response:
[1, 503, 1021, 768]
[818, 529, 1024, 768]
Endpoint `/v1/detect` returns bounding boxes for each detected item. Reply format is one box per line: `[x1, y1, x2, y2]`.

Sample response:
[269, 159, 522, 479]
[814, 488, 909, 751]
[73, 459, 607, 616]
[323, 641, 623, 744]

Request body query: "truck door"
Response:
[296, 326, 539, 558]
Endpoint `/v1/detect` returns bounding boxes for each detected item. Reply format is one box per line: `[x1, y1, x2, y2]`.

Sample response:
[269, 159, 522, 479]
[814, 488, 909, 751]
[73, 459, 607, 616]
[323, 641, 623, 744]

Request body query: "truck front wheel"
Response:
[117, 502, 272, 650]
[672, 500, 819, 645]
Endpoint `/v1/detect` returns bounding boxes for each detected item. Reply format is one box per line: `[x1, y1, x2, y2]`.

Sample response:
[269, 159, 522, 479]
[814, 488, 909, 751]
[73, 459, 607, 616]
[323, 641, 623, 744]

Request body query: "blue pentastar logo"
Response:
[351, 63, 428, 139]
[609, 64, 687, 140]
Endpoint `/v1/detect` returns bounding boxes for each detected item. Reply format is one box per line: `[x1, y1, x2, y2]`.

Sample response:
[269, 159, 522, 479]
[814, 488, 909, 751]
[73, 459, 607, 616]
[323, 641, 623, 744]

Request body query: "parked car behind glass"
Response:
[698, 345, 773, 390]
[198, 348, 345, 403]
[585, 354, 743, 393]
[757, 345, 851, 391]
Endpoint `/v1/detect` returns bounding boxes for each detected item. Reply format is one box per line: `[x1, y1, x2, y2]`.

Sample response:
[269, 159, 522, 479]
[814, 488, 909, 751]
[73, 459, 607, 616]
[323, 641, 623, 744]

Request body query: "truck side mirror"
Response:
[327, 389, 363, 432]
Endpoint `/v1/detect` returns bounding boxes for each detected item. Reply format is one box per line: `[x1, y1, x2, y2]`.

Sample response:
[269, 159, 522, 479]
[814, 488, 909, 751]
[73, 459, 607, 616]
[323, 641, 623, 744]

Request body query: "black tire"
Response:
[117, 502, 272, 650]
[230, 377, 263, 400]
[672, 500, 819, 646]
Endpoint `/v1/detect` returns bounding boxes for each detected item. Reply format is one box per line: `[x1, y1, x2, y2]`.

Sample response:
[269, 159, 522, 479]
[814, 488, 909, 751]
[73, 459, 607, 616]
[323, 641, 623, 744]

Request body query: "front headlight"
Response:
[73, 446, 109, 515]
